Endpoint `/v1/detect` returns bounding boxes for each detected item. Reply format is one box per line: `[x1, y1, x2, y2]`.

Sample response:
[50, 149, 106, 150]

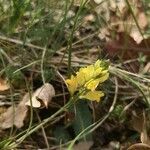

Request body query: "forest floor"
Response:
[0, 0, 150, 149]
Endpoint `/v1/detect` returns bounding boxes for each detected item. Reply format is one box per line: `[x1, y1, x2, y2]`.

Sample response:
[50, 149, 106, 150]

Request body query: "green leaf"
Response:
[71, 100, 93, 141]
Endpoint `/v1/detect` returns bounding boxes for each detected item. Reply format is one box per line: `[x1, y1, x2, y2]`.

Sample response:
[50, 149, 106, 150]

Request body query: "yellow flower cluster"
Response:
[65, 60, 109, 102]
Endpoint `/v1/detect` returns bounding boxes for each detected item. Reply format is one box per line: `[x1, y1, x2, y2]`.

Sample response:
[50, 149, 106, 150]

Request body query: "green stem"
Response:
[8, 99, 74, 149]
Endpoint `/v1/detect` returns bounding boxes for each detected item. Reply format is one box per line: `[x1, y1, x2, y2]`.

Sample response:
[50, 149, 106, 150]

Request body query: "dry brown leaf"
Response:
[95, 0, 148, 44]
[127, 143, 150, 150]
[84, 14, 95, 22]
[60, 141, 93, 150]
[131, 111, 150, 144]
[0, 93, 28, 129]
[25, 83, 55, 108]
[126, 9, 148, 44]
[138, 12, 148, 29]
[130, 26, 144, 44]
[93, 0, 103, 4]
[131, 111, 144, 133]
[141, 131, 150, 146]
[0, 78, 10, 91]
[73, 141, 93, 150]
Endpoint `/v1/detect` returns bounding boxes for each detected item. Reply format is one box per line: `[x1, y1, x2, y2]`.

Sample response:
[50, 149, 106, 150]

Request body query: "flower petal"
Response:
[94, 60, 102, 69]
[85, 79, 100, 91]
[76, 71, 86, 86]
[98, 73, 109, 83]
[80, 91, 104, 102]
[65, 75, 78, 95]
[79, 65, 94, 81]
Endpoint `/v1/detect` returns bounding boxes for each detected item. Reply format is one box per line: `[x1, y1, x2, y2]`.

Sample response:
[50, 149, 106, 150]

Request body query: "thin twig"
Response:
[35, 110, 50, 150]
[0, 35, 45, 51]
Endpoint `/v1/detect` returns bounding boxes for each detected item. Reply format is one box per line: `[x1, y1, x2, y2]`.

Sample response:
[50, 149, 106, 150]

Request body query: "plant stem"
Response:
[8, 99, 74, 149]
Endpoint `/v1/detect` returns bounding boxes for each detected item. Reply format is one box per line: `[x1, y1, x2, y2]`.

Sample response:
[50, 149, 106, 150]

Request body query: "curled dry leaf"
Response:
[0, 93, 29, 129]
[0, 78, 10, 91]
[130, 111, 150, 150]
[25, 83, 55, 108]
[141, 130, 150, 146]
[127, 143, 150, 150]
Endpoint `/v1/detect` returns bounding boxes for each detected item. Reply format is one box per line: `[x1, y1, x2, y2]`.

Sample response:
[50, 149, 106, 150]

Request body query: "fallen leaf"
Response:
[60, 141, 93, 150]
[130, 26, 143, 44]
[95, 0, 149, 44]
[73, 141, 93, 150]
[0, 78, 10, 91]
[0, 93, 29, 129]
[131, 111, 144, 133]
[104, 32, 150, 65]
[138, 12, 148, 29]
[129, 111, 150, 150]
[84, 14, 95, 22]
[127, 143, 150, 150]
[141, 131, 150, 146]
[25, 83, 55, 108]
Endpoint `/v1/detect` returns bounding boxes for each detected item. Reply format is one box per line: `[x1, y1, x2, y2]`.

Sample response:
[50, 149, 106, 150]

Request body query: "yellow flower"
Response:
[85, 79, 100, 91]
[76, 71, 86, 86]
[65, 60, 109, 102]
[84, 73, 109, 91]
[65, 75, 78, 95]
[80, 91, 104, 102]
[78, 65, 94, 81]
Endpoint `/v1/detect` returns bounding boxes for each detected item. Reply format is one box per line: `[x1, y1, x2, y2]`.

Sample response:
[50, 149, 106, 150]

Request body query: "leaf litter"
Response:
[0, 83, 55, 129]
[0, 93, 28, 129]
[0, 78, 10, 91]
[25, 83, 55, 108]
[0, 0, 149, 149]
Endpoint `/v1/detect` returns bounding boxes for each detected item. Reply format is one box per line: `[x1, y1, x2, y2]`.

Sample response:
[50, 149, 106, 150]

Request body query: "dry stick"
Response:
[59, 31, 99, 52]
[121, 98, 137, 116]
[41, 47, 47, 84]
[110, 66, 150, 83]
[0, 31, 98, 55]
[55, 70, 69, 109]
[0, 35, 45, 51]
[0, 48, 14, 64]
[115, 58, 139, 67]
[90, 77, 119, 132]
[56, 70, 67, 87]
